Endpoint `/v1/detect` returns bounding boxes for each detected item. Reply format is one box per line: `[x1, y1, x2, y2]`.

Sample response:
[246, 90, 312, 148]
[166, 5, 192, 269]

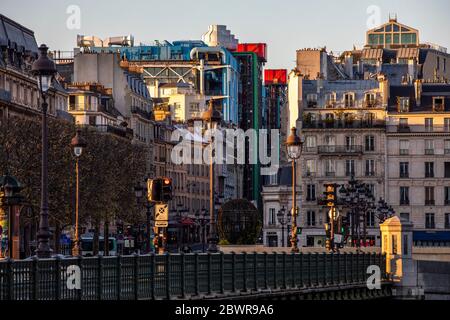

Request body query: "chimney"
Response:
[378, 74, 389, 106]
[414, 79, 422, 107]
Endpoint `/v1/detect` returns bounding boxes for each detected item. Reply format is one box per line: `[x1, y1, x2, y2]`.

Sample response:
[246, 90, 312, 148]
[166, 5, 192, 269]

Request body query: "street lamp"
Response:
[31, 44, 57, 259]
[285, 127, 302, 253]
[134, 184, 154, 254]
[277, 206, 287, 247]
[70, 129, 86, 257]
[202, 100, 221, 253]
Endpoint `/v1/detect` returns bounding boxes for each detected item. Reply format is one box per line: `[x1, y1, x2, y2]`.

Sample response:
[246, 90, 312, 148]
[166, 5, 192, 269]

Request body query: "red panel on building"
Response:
[236, 43, 267, 62]
[264, 69, 287, 85]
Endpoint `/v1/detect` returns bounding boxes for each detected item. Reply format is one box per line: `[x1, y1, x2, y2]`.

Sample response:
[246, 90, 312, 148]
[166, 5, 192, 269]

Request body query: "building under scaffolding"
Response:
[76, 37, 240, 124]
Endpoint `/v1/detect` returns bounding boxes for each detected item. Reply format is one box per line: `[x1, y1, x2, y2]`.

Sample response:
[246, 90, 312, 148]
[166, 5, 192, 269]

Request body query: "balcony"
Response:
[397, 125, 411, 133]
[400, 200, 410, 205]
[96, 125, 133, 138]
[302, 120, 385, 130]
[399, 173, 409, 179]
[325, 171, 336, 177]
[425, 200, 435, 206]
[318, 145, 363, 156]
[131, 106, 152, 119]
[425, 149, 434, 155]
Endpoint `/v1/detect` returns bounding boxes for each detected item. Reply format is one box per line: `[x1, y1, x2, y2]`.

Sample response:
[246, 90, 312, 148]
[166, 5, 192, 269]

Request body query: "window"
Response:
[326, 92, 336, 107]
[325, 160, 335, 176]
[425, 187, 435, 205]
[398, 97, 410, 112]
[268, 208, 276, 225]
[425, 162, 434, 178]
[367, 184, 375, 198]
[307, 94, 318, 108]
[400, 187, 410, 205]
[425, 213, 435, 229]
[344, 93, 355, 108]
[345, 160, 355, 176]
[365, 159, 375, 176]
[445, 118, 450, 132]
[400, 162, 409, 178]
[306, 160, 316, 176]
[399, 140, 409, 155]
[446, 213, 450, 229]
[425, 139, 434, 155]
[367, 211, 375, 227]
[399, 118, 409, 130]
[433, 97, 445, 112]
[345, 136, 356, 151]
[305, 136, 317, 149]
[306, 184, 316, 201]
[445, 163, 450, 178]
[403, 235, 409, 255]
[365, 93, 377, 107]
[365, 136, 375, 151]
[400, 213, 410, 222]
[445, 187, 450, 205]
[425, 118, 433, 132]
[307, 211, 316, 227]
[446, 140, 450, 155]
[392, 235, 398, 254]
[437, 56, 440, 71]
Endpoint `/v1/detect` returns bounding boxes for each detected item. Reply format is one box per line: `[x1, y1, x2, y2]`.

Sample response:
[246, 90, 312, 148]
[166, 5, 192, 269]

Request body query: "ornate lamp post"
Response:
[70, 129, 86, 257]
[285, 127, 303, 253]
[202, 101, 221, 253]
[134, 184, 154, 254]
[277, 206, 287, 247]
[31, 44, 57, 258]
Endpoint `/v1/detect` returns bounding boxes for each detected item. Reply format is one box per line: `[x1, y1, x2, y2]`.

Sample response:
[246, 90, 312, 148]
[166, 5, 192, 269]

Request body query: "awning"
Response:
[413, 231, 450, 242]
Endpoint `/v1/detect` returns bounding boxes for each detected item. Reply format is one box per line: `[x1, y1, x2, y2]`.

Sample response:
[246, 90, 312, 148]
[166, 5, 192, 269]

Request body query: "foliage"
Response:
[0, 115, 148, 240]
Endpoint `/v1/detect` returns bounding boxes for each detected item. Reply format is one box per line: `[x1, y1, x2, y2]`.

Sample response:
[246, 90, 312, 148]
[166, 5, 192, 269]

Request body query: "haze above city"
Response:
[2, 0, 450, 70]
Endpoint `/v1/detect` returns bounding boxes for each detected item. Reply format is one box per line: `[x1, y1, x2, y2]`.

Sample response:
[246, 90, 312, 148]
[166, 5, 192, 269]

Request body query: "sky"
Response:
[2, 0, 450, 70]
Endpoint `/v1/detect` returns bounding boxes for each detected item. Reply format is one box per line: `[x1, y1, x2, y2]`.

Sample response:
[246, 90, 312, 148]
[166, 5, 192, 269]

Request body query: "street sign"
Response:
[155, 204, 168, 221]
[334, 234, 343, 244]
[155, 221, 168, 228]
[155, 204, 169, 227]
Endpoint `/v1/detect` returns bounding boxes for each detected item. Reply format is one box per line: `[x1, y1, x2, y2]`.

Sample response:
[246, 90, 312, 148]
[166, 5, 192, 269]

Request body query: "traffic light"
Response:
[147, 178, 162, 202]
[147, 177, 172, 203]
[324, 184, 337, 207]
[162, 177, 173, 202]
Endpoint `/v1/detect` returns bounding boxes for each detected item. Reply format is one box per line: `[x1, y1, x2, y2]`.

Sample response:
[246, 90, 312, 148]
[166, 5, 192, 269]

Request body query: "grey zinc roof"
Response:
[0, 14, 38, 54]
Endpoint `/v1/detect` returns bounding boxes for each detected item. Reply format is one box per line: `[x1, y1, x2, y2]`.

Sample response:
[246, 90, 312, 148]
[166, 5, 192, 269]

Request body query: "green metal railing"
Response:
[0, 252, 387, 300]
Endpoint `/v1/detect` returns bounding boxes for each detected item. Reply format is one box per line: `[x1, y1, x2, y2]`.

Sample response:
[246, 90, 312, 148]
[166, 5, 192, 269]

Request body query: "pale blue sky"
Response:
[2, 0, 450, 69]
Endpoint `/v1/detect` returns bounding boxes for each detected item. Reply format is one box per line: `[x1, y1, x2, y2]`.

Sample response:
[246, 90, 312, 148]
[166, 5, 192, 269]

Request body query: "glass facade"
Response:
[367, 21, 418, 47]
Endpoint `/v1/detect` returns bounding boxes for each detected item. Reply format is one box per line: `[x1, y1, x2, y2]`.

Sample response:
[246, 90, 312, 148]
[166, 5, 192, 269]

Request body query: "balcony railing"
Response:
[302, 120, 385, 129]
[399, 173, 409, 178]
[325, 171, 336, 177]
[400, 200, 410, 205]
[425, 149, 434, 155]
[131, 106, 152, 119]
[318, 145, 363, 155]
[96, 125, 133, 138]
[425, 200, 435, 206]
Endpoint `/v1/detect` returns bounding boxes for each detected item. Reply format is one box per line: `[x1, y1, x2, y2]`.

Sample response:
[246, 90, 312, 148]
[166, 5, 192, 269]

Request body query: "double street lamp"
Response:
[202, 101, 221, 253]
[285, 127, 303, 253]
[31, 44, 57, 259]
[70, 130, 87, 257]
[134, 184, 154, 254]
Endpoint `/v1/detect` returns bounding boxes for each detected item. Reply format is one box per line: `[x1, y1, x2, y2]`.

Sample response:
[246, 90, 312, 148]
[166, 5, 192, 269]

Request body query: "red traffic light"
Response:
[163, 178, 171, 185]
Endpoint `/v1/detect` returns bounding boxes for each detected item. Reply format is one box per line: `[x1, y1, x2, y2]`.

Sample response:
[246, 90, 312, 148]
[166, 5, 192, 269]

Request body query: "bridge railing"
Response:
[0, 252, 387, 300]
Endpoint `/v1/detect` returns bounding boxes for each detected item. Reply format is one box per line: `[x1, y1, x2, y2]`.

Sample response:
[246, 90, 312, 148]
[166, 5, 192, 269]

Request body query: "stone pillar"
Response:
[380, 216, 422, 299]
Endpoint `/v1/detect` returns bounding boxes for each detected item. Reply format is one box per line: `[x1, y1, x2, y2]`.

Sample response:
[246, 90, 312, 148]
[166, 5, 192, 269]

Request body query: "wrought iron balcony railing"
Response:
[302, 120, 385, 129]
[318, 145, 363, 155]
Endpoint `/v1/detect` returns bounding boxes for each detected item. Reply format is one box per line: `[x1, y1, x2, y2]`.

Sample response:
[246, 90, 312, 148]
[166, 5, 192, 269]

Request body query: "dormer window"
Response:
[344, 93, 355, 108]
[307, 94, 318, 108]
[433, 97, 445, 112]
[398, 97, 410, 112]
[326, 92, 336, 108]
[365, 93, 377, 108]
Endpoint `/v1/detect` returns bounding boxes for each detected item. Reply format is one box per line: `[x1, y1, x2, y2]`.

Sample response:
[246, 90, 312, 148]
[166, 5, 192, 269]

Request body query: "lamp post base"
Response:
[72, 242, 81, 257]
